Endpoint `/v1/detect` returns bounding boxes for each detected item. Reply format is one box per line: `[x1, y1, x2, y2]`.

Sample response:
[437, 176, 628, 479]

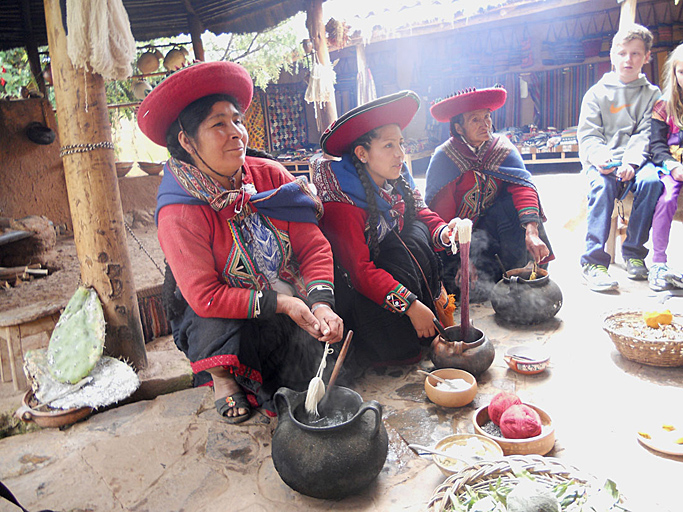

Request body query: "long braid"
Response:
[351, 152, 382, 260]
[394, 175, 417, 225]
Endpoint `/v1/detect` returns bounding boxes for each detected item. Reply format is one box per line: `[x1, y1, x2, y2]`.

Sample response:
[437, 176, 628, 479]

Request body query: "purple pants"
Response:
[652, 173, 683, 263]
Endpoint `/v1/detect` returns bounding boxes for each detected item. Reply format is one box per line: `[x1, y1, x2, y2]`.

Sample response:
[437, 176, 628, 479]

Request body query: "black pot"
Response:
[490, 267, 563, 325]
[272, 386, 388, 499]
[430, 325, 495, 376]
[26, 122, 56, 145]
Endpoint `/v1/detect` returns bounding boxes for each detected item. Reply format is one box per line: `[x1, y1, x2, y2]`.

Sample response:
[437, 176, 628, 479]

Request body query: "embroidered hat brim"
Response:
[138, 61, 253, 147]
[320, 90, 420, 157]
[430, 87, 507, 123]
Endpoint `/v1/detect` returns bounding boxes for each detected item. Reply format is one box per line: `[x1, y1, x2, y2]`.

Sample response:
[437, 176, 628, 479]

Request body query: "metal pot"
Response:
[490, 267, 563, 325]
[430, 325, 495, 376]
[271, 386, 388, 499]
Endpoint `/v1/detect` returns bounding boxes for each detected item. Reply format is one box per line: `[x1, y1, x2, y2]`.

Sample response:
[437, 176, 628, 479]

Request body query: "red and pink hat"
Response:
[430, 86, 507, 123]
[138, 61, 253, 147]
[320, 90, 420, 157]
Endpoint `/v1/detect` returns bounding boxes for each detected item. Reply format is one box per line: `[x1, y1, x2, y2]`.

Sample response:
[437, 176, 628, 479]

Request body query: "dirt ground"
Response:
[0, 222, 165, 313]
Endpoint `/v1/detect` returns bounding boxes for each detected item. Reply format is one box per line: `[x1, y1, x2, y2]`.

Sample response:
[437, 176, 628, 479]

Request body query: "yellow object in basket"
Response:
[643, 310, 673, 328]
[638, 431, 651, 439]
[662, 424, 676, 432]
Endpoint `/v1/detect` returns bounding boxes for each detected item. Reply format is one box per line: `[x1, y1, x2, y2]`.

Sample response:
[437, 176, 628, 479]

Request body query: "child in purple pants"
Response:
[647, 43, 683, 291]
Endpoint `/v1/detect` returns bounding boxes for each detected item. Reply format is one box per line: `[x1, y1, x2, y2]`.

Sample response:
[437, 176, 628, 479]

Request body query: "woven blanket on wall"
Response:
[266, 83, 308, 152]
[245, 89, 269, 152]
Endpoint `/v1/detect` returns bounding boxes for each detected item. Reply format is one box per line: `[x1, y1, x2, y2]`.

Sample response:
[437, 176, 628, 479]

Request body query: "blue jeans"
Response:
[581, 164, 662, 267]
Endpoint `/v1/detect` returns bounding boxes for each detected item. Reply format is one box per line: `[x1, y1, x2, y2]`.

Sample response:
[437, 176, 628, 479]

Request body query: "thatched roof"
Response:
[0, 0, 312, 52]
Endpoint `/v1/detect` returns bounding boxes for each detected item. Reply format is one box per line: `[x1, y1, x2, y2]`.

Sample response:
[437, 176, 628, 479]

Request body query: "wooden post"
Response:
[188, 14, 205, 62]
[306, 0, 338, 131]
[20, 0, 47, 95]
[619, 0, 638, 30]
[43, 0, 147, 370]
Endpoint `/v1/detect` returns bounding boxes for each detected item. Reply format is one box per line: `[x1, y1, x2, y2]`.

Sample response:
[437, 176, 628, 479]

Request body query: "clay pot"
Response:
[137, 50, 160, 74]
[26, 122, 56, 145]
[430, 325, 495, 376]
[132, 79, 153, 100]
[164, 48, 187, 71]
[272, 386, 388, 499]
[490, 267, 563, 325]
[16, 390, 92, 428]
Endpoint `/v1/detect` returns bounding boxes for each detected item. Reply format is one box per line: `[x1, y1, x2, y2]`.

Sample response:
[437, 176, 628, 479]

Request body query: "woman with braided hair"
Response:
[312, 91, 459, 367]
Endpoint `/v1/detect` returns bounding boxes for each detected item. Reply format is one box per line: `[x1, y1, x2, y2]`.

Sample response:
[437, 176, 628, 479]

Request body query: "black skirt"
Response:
[334, 220, 442, 366]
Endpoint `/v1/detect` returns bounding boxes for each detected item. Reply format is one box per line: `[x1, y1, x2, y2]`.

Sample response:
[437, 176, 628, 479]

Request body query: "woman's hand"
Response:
[311, 303, 344, 343]
[276, 295, 344, 343]
[441, 217, 462, 245]
[616, 163, 635, 182]
[524, 222, 550, 263]
[406, 300, 437, 339]
[671, 164, 683, 182]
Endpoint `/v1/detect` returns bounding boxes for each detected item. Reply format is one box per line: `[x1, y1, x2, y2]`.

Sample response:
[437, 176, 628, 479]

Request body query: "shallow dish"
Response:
[424, 368, 477, 408]
[504, 345, 550, 375]
[636, 421, 683, 457]
[16, 390, 93, 428]
[433, 433, 504, 477]
[472, 404, 555, 456]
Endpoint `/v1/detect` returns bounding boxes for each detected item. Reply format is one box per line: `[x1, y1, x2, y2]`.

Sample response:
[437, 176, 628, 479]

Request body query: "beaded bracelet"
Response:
[311, 303, 332, 313]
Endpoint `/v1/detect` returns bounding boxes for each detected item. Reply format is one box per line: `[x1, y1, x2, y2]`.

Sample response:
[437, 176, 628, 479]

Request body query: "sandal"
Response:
[215, 390, 252, 424]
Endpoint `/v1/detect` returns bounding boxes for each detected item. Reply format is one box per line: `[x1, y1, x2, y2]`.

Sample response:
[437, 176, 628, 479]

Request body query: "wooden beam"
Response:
[306, 0, 338, 132]
[20, 0, 47, 95]
[43, 0, 147, 370]
[619, 0, 638, 29]
[188, 14, 206, 61]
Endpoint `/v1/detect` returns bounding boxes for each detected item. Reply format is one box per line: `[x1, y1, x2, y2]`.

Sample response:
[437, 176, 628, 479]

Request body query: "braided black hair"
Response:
[350, 126, 420, 259]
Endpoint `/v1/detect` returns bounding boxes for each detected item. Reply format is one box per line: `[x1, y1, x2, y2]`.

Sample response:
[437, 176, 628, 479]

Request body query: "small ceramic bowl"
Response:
[432, 433, 504, 476]
[138, 161, 164, 175]
[115, 161, 134, 178]
[424, 368, 477, 407]
[472, 403, 555, 456]
[504, 345, 550, 375]
[16, 390, 92, 428]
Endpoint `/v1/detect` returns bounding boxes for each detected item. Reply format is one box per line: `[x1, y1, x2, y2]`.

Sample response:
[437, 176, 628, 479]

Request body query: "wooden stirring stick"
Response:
[326, 330, 354, 391]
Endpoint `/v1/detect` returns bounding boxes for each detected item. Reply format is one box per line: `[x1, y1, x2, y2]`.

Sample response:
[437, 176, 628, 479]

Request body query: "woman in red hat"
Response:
[311, 91, 459, 367]
[138, 61, 343, 423]
[425, 86, 554, 299]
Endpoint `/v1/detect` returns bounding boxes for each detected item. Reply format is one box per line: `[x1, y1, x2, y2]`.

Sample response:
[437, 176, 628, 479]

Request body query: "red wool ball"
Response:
[499, 404, 542, 439]
[488, 392, 522, 425]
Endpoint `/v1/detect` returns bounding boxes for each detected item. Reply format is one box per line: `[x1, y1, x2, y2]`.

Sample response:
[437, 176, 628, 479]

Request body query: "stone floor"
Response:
[1, 172, 683, 512]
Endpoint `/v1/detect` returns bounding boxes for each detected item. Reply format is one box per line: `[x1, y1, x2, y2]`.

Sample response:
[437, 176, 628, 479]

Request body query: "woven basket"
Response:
[427, 455, 593, 512]
[603, 310, 683, 367]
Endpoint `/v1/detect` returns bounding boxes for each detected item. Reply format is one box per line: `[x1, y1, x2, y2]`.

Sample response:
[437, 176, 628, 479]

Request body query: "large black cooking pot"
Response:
[271, 386, 388, 499]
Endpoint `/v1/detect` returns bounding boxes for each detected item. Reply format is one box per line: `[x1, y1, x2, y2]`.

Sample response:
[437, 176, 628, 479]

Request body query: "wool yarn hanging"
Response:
[66, 0, 136, 80]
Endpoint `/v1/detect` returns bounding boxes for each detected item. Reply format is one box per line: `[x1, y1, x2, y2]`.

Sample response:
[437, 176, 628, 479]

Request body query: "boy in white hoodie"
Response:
[578, 24, 662, 292]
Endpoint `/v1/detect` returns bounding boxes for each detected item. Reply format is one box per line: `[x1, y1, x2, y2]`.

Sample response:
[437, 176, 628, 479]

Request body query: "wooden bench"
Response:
[0, 301, 63, 391]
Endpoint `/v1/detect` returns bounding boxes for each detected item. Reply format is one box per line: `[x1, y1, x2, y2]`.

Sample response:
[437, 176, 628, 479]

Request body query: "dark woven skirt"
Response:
[334, 220, 442, 367]
[171, 308, 327, 414]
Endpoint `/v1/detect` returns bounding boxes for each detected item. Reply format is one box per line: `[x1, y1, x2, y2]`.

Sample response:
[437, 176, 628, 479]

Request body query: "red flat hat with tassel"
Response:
[430, 86, 507, 123]
[138, 61, 253, 147]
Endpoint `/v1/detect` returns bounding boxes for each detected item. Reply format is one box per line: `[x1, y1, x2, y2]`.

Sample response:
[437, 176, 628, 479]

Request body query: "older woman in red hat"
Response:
[425, 86, 554, 299]
[138, 61, 343, 423]
[311, 91, 459, 368]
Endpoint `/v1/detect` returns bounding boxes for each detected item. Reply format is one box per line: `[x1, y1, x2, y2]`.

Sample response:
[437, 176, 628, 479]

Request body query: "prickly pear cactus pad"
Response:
[47, 286, 106, 384]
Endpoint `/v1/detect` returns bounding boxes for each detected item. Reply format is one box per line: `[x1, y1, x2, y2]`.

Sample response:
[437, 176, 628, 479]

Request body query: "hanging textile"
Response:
[305, 53, 337, 107]
[65, 0, 136, 80]
[244, 89, 269, 152]
[266, 83, 309, 152]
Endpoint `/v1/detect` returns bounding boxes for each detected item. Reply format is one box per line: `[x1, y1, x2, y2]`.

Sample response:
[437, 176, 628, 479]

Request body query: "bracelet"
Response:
[59, 141, 115, 158]
[311, 303, 332, 314]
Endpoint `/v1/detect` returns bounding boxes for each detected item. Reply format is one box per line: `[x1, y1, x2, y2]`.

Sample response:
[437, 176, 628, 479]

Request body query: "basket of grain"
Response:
[603, 309, 683, 367]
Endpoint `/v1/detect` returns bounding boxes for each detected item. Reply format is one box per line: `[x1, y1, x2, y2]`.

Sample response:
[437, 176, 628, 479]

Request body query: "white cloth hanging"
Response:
[305, 53, 337, 107]
[66, 0, 136, 80]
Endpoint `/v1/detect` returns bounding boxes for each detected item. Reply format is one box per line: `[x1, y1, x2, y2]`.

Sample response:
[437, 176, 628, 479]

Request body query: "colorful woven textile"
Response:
[244, 89, 268, 151]
[266, 83, 309, 152]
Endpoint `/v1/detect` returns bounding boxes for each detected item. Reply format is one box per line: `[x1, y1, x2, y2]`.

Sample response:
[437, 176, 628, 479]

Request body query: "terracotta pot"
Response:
[15, 390, 92, 428]
[272, 386, 388, 499]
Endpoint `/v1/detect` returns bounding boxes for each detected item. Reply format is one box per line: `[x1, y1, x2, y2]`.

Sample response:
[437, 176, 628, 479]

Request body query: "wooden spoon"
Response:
[407, 444, 471, 466]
